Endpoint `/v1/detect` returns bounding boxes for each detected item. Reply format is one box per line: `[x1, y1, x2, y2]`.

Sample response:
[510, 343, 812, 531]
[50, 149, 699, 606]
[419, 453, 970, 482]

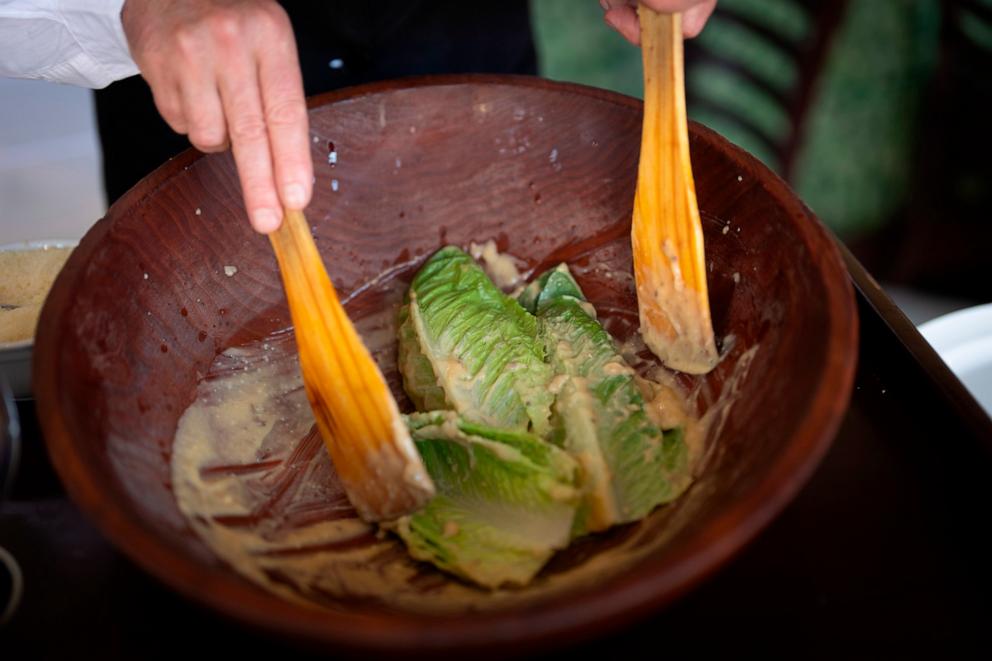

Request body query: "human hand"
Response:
[121, 0, 312, 234]
[600, 0, 718, 43]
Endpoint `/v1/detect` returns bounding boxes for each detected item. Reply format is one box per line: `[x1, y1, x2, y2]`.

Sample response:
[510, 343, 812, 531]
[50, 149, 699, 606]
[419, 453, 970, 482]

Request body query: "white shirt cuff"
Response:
[57, 0, 139, 88]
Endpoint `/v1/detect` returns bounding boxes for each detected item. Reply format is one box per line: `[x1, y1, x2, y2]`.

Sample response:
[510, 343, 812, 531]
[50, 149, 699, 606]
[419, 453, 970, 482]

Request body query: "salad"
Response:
[388, 246, 692, 588]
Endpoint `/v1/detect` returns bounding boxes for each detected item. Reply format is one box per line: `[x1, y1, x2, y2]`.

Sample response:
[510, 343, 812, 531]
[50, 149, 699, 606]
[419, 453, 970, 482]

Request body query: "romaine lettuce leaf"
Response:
[400, 246, 554, 437]
[393, 412, 580, 588]
[530, 265, 691, 534]
[396, 303, 448, 411]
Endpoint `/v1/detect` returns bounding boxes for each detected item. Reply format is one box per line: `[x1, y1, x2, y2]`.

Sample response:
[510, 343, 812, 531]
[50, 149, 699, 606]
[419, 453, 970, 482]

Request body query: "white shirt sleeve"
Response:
[0, 0, 139, 89]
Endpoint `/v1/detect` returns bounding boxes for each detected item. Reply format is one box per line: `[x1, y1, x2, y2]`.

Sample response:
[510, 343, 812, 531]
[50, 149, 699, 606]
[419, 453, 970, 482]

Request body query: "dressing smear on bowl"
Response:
[171, 244, 755, 612]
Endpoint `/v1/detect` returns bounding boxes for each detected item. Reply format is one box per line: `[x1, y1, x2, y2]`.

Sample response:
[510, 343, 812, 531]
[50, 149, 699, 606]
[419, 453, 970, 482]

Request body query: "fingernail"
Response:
[283, 183, 306, 209]
[252, 208, 281, 234]
[599, 0, 610, 10]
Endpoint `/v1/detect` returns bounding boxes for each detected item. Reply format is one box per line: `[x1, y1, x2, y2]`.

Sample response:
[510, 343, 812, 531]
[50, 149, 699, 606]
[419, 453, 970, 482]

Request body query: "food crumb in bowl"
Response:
[195, 207, 201, 216]
[732, 272, 741, 284]
[468, 240, 523, 290]
[143, 273, 149, 280]
[722, 225, 730, 235]
[224, 265, 238, 277]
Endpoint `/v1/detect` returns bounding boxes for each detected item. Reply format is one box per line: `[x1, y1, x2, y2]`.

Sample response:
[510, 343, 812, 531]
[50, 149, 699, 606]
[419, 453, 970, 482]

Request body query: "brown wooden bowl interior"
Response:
[34, 76, 857, 654]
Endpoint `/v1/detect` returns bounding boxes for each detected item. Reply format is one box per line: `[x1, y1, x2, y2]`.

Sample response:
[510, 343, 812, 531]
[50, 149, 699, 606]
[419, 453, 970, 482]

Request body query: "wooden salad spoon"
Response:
[269, 209, 434, 521]
[632, 5, 719, 374]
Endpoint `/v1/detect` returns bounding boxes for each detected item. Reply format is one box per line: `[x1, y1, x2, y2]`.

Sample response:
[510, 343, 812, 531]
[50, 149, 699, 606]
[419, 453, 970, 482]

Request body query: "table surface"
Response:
[3, 253, 991, 659]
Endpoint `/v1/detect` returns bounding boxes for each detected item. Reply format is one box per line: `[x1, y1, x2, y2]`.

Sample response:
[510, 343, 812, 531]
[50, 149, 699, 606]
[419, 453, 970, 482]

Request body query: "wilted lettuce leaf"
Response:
[393, 252, 692, 589]
[399, 246, 554, 437]
[529, 265, 691, 534]
[393, 411, 580, 588]
[396, 303, 448, 411]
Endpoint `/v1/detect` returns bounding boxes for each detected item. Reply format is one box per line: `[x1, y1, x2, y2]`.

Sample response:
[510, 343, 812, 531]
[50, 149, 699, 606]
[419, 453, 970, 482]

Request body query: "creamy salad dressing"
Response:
[620, 328, 757, 476]
[170, 249, 756, 613]
[469, 239, 524, 290]
[171, 329, 679, 611]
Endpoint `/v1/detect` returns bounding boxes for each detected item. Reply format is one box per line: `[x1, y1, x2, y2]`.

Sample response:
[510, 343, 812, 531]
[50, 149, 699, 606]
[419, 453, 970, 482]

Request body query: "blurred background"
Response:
[2, 0, 989, 323]
[535, 0, 991, 323]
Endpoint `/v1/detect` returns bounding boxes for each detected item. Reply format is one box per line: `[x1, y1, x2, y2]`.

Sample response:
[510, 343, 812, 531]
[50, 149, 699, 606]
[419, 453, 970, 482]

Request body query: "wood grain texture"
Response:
[33, 75, 857, 654]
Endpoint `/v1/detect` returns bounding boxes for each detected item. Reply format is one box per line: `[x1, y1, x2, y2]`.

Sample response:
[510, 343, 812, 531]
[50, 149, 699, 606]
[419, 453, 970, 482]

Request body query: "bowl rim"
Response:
[33, 74, 858, 653]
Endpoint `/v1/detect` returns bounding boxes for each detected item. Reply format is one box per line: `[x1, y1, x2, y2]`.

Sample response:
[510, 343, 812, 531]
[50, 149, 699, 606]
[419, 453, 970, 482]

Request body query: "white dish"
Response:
[0, 239, 78, 399]
[918, 303, 992, 418]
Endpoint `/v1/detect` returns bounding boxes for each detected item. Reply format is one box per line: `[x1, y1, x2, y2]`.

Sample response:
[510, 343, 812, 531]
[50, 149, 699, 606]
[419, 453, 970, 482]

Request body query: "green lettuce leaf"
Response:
[530, 265, 691, 534]
[394, 412, 580, 588]
[396, 303, 448, 411]
[517, 263, 586, 314]
[400, 246, 554, 436]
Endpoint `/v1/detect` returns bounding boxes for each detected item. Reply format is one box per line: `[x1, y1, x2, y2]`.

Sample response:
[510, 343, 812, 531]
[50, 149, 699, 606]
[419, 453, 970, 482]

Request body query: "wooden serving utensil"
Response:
[632, 5, 719, 374]
[269, 209, 434, 521]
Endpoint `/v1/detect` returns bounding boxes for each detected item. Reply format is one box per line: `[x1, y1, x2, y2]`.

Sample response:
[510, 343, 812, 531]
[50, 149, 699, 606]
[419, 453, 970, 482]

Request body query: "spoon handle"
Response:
[269, 210, 434, 521]
[632, 6, 718, 374]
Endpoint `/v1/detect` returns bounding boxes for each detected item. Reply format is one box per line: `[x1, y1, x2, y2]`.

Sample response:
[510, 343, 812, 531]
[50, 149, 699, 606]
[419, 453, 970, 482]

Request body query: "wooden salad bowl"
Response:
[34, 76, 857, 654]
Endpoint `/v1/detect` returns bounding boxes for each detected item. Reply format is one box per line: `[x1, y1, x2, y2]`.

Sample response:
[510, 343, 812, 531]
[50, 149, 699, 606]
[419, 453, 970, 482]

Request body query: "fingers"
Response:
[181, 71, 229, 153]
[257, 18, 312, 212]
[683, 0, 718, 38]
[601, 0, 716, 42]
[604, 5, 641, 45]
[149, 80, 188, 135]
[223, 3, 310, 232]
[633, 0, 712, 12]
[219, 56, 282, 234]
[123, 1, 310, 235]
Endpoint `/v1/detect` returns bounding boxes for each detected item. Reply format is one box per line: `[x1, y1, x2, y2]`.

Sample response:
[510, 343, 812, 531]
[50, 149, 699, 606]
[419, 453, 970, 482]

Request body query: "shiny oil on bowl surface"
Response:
[33, 76, 857, 655]
[0, 240, 77, 399]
